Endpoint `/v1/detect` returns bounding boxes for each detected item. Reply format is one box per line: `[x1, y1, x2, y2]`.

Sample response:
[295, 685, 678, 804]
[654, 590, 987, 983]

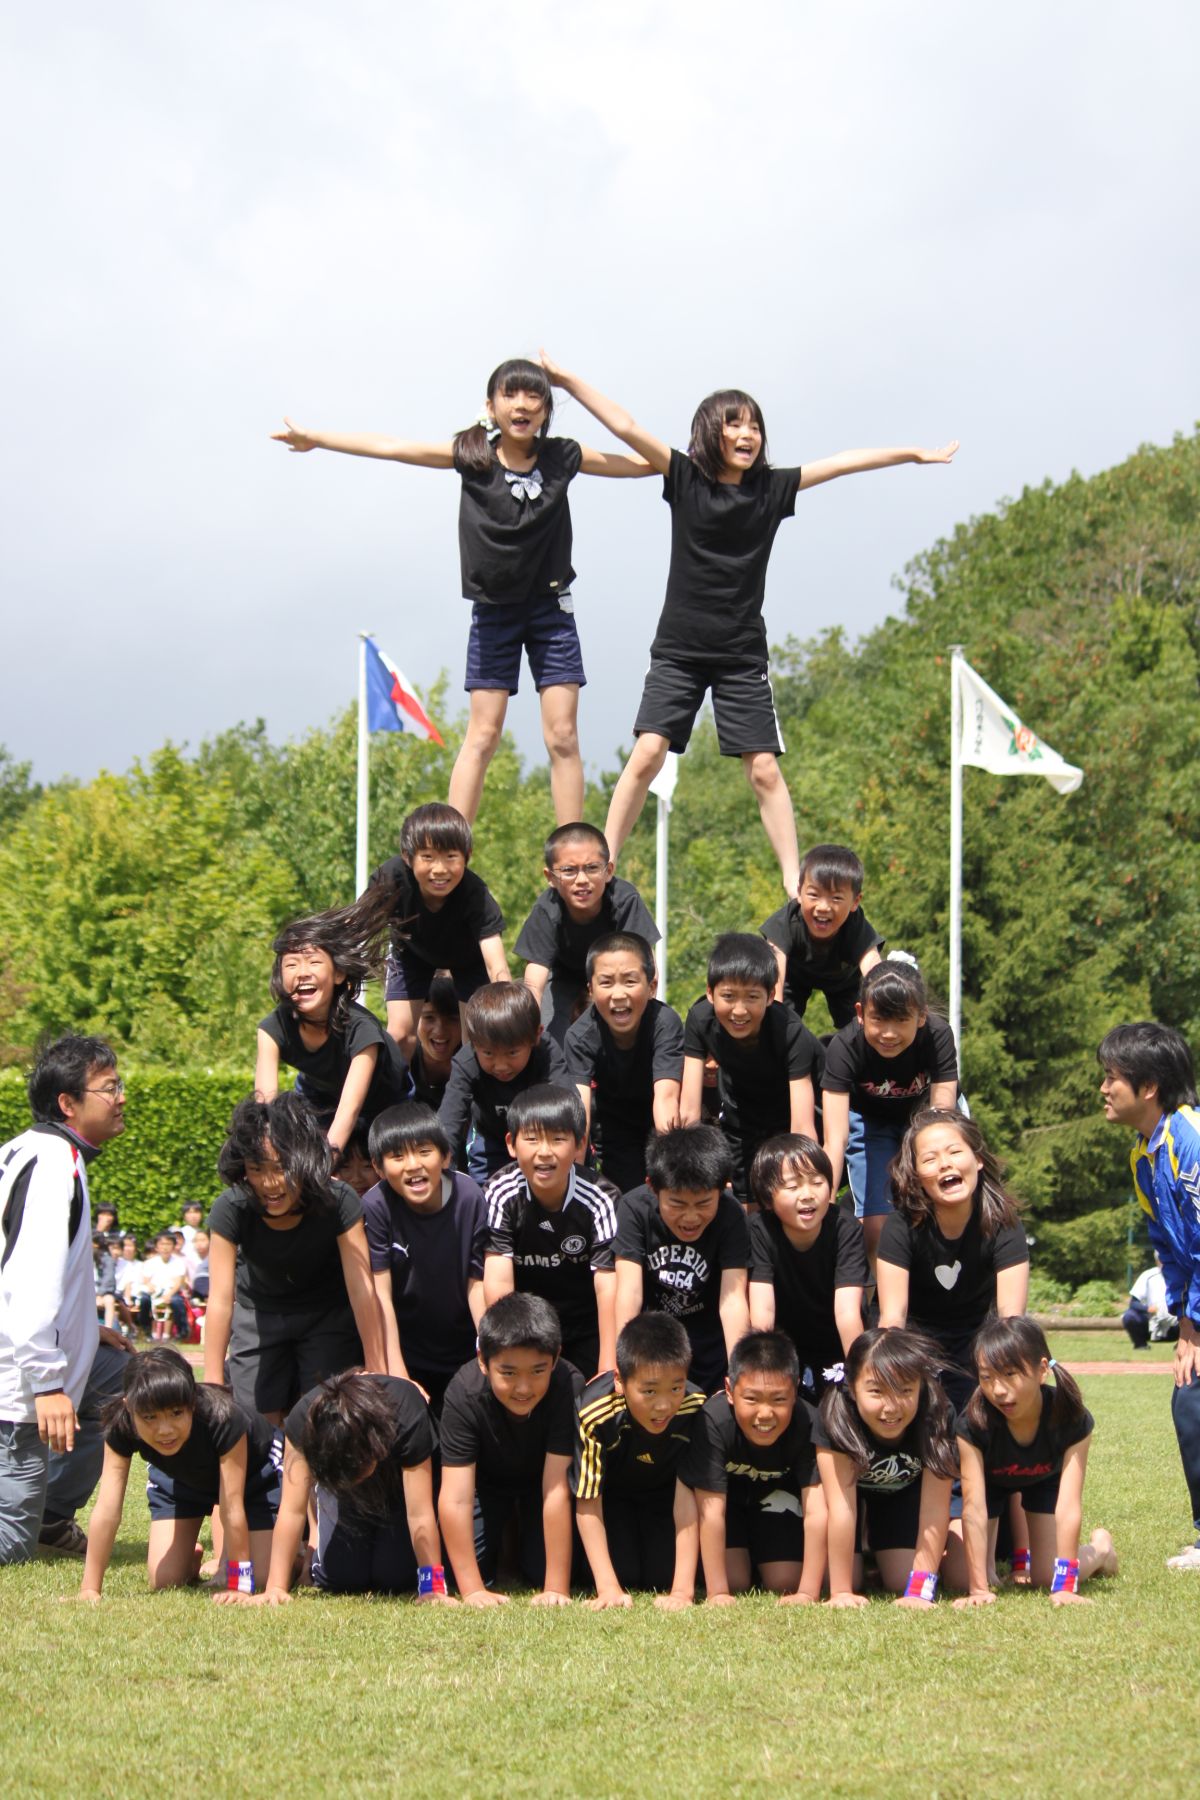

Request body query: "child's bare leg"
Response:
[759, 1559, 804, 1595]
[385, 999, 420, 1065]
[1080, 1526, 1118, 1579]
[249, 1527, 276, 1592]
[874, 1547, 913, 1595]
[449, 689, 509, 824]
[862, 1213, 887, 1269]
[200, 1507, 224, 1580]
[1008, 1494, 1030, 1582]
[941, 1519, 969, 1592]
[538, 683, 584, 823]
[724, 1547, 753, 1594]
[741, 752, 800, 895]
[604, 733, 670, 865]
[147, 1518, 205, 1590]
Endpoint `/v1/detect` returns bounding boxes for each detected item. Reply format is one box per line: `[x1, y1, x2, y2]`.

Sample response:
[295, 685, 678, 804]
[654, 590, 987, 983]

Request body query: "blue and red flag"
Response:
[363, 636, 443, 744]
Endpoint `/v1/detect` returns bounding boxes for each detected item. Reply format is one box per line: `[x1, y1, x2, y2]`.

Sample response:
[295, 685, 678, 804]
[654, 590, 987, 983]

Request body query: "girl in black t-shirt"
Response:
[254, 907, 411, 1167]
[273, 358, 652, 827]
[77, 1348, 282, 1602]
[951, 1317, 1117, 1607]
[203, 1095, 387, 1422]
[814, 1327, 959, 1609]
[538, 351, 957, 896]
[877, 1109, 1030, 1409]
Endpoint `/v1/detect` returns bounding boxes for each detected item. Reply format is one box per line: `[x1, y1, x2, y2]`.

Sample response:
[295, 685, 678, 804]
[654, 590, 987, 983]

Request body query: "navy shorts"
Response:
[860, 1478, 923, 1553]
[145, 1433, 284, 1530]
[384, 952, 485, 1005]
[465, 593, 586, 695]
[633, 656, 784, 757]
[985, 1471, 1062, 1520]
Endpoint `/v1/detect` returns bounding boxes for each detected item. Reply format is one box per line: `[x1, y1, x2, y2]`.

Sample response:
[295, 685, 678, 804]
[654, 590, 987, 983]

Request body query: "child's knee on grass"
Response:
[759, 1558, 803, 1595]
[147, 1520, 204, 1590]
[725, 1547, 753, 1593]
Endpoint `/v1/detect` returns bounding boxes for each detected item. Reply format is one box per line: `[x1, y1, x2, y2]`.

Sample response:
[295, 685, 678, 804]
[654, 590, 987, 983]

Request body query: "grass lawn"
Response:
[1046, 1330, 1177, 1363]
[2, 1375, 1193, 1799]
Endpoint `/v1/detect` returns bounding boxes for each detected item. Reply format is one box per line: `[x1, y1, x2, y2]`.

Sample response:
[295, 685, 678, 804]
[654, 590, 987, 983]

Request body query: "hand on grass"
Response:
[952, 1591, 996, 1609]
[825, 1591, 869, 1610]
[704, 1592, 739, 1608]
[894, 1595, 935, 1611]
[778, 1589, 816, 1606]
[414, 1591, 460, 1607]
[63, 1590, 101, 1605]
[654, 1593, 693, 1613]
[1049, 1589, 1092, 1607]
[587, 1590, 632, 1611]
[530, 1589, 572, 1608]
[462, 1589, 508, 1608]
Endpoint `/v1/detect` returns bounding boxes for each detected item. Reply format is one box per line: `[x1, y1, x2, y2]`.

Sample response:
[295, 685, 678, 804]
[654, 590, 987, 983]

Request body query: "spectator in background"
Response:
[1124, 1254, 1179, 1348]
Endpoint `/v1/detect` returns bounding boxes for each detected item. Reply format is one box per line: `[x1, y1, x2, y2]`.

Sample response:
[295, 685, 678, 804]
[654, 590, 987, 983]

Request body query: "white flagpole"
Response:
[648, 753, 679, 1000]
[355, 633, 370, 896]
[948, 644, 964, 1069]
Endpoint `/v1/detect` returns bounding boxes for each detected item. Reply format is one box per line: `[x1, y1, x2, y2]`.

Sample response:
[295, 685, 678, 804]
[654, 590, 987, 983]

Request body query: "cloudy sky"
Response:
[5, 1, 1197, 785]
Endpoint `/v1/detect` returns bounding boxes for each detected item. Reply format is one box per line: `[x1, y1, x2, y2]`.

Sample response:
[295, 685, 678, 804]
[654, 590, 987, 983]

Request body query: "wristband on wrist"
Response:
[226, 1559, 254, 1595]
[1010, 1547, 1031, 1574]
[904, 1568, 939, 1602]
[1050, 1556, 1080, 1595]
[417, 1564, 447, 1598]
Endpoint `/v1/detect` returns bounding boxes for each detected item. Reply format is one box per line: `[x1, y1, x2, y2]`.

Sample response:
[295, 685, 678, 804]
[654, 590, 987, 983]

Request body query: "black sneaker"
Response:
[38, 1517, 88, 1556]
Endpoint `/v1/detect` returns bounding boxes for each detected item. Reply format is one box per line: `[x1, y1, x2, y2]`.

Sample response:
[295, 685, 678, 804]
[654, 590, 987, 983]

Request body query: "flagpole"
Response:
[948, 644, 964, 1070]
[648, 753, 679, 1002]
[355, 632, 370, 896]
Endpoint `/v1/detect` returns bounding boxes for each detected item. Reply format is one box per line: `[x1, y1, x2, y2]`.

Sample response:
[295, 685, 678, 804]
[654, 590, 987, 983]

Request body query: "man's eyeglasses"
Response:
[552, 863, 606, 881]
[86, 1079, 126, 1100]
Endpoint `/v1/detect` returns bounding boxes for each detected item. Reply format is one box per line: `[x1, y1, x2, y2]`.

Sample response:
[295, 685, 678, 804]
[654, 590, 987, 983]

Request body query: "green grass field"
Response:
[1, 1373, 1194, 1799]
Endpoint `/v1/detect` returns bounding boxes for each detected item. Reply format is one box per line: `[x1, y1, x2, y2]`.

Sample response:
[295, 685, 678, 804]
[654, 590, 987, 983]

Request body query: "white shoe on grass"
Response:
[1165, 1543, 1200, 1570]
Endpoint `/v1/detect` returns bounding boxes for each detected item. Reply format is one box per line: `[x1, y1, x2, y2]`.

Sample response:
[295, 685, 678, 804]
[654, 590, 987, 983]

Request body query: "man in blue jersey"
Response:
[1099, 1022, 1200, 1568]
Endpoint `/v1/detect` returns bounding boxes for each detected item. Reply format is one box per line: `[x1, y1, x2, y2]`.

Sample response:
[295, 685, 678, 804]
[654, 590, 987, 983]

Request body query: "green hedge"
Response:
[0, 1067, 271, 1242]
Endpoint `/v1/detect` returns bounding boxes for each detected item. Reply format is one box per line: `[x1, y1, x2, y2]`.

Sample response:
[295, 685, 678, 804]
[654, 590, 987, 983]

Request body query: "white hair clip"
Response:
[823, 1361, 846, 1386]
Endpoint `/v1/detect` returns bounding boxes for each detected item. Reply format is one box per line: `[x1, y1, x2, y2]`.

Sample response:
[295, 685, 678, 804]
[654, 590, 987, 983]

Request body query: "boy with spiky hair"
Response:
[1099, 1022, 1200, 1570]
[516, 822, 660, 1045]
[565, 931, 685, 1194]
[574, 1313, 706, 1607]
[681, 933, 823, 1202]
[681, 1329, 825, 1604]
[438, 1294, 582, 1606]
[483, 1085, 618, 1378]
[760, 842, 884, 1026]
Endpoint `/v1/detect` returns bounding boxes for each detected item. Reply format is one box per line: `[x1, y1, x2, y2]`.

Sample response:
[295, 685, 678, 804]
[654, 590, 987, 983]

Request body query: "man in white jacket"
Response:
[0, 1034, 132, 1563]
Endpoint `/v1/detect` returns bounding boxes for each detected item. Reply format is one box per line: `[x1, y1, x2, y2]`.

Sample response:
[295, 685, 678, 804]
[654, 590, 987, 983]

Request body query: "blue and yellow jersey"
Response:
[1130, 1105, 1200, 1322]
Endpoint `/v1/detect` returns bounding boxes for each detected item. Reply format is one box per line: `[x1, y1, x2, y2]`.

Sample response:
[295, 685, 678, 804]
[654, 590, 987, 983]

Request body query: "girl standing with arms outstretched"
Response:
[537, 353, 957, 894]
[273, 358, 651, 823]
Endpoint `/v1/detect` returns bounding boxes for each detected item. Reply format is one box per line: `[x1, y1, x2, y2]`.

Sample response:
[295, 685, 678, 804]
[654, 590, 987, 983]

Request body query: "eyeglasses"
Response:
[552, 863, 606, 881]
[86, 1079, 126, 1100]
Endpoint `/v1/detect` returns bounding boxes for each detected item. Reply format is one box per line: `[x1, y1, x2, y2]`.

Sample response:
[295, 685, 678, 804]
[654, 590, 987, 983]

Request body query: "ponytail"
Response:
[965, 1316, 1088, 1438]
[453, 358, 554, 475]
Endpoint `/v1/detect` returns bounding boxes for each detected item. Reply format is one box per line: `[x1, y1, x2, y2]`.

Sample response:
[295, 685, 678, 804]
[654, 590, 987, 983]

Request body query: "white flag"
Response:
[954, 659, 1083, 795]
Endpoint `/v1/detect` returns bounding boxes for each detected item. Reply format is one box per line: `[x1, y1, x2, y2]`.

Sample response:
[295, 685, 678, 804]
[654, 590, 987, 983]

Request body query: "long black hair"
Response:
[216, 1092, 339, 1215]
[102, 1345, 240, 1439]
[452, 359, 555, 475]
[964, 1315, 1088, 1439]
[818, 1327, 958, 1481]
[890, 1108, 1021, 1239]
[269, 906, 385, 1038]
[298, 1371, 406, 1520]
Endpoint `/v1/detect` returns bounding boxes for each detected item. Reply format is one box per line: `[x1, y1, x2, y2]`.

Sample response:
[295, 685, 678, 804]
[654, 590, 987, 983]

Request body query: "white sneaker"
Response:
[1166, 1543, 1200, 1570]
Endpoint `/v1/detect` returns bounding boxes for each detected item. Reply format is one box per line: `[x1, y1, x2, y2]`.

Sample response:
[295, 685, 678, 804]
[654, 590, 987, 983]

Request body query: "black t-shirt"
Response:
[877, 1195, 1029, 1343]
[572, 1370, 708, 1500]
[822, 1014, 959, 1123]
[362, 1172, 488, 1376]
[565, 1000, 685, 1142]
[259, 999, 411, 1123]
[811, 1409, 926, 1492]
[207, 1181, 363, 1313]
[514, 879, 659, 982]
[285, 1374, 433, 1473]
[680, 1391, 818, 1496]
[369, 857, 505, 974]
[409, 1042, 451, 1112]
[485, 1166, 617, 1347]
[106, 1389, 279, 1495]
[438, 1038, 572, 1156]
[759, 903, 884, 1024]
[748, 1207, 868, 1373]
[956, 1388, 1094, 1492]
[438, 1357, 582, 1494]
[651, 449, 802, 664]
[614, 1186, 750, 1365]
[684, 998, 822, 1139]
[455, 435, 583, 604]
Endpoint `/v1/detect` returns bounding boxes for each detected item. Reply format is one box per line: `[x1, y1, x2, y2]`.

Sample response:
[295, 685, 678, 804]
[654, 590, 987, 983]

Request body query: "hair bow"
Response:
[504, 467, 544, 504]
[823, 1361, 846, 1386]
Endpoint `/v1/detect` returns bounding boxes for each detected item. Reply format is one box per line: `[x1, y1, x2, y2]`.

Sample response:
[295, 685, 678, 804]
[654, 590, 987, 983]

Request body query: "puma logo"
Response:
[934, 1260, 962, 1289]
[759, 1489, 803, 1517]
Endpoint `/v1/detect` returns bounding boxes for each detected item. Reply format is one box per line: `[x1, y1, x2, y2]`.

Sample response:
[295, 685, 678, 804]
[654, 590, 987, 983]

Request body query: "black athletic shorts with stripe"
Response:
[633, 657, 785, 757]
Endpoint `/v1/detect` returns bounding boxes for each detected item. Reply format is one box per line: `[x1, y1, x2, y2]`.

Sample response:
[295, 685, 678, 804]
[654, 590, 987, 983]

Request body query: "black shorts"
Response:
[633, 657, 784, 758]
[725, 1481, 808, 1568]
[984, 1471, 1061, 1520]
[312, 1486, 418, 1594]
[227, 1299, 363, 1416]
[600, 1485, 678, 1592]
[860, 1478, 923, 1553]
